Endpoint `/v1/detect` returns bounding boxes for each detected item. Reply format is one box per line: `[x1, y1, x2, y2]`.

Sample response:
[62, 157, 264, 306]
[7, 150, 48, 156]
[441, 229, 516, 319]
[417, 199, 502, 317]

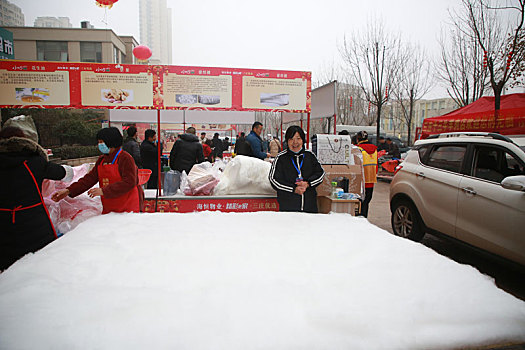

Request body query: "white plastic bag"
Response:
[183, 162, 220, 196]
[43, 163, 102, 235]
[177, 170, 188, 195]
[213, 155, 276, 195]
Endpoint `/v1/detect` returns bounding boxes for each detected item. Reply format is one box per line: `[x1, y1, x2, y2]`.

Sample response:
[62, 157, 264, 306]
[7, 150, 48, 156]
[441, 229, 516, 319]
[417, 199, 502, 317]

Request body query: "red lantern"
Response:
[96, 0, 118, 9]
[133, 45, 152, 62]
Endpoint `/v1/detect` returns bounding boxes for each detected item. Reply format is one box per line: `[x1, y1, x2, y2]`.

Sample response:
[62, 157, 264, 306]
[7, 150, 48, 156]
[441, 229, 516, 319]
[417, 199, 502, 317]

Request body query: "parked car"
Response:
[389, 132, 525, 266]
[368, 135, 410, 153]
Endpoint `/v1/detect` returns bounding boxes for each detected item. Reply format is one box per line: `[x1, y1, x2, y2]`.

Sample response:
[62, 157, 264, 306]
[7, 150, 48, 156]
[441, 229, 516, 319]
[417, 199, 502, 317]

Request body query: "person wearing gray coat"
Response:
[122, 126, 141, 167]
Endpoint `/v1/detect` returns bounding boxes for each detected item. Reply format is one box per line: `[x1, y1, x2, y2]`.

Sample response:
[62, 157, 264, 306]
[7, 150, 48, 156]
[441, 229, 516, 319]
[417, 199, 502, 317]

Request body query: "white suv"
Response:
[390, 132, 525, 266]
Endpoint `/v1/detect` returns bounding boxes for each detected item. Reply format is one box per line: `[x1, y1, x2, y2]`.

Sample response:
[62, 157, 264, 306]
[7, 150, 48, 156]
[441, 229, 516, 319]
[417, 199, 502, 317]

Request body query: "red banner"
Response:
[0, 60, 311, 113]
[421, 109, 525, 137]
[143, 198, 279, 213]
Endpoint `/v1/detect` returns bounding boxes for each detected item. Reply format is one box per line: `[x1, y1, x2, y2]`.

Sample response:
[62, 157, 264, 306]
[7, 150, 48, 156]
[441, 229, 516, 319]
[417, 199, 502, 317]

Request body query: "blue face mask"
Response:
[98, 142, 110, 154]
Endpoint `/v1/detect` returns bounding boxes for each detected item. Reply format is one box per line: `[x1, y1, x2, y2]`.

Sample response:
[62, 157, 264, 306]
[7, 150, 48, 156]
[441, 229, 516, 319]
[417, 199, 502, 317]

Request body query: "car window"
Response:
[424, 145, 466, 173]
[472, 146, 525, 183]
[417, 146, 429, 160]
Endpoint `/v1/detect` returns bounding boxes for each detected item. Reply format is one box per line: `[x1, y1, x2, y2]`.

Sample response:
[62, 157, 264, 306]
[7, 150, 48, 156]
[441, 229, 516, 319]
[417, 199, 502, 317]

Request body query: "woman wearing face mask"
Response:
[52, 127, 143, 214]
[269, 125, 325, 213]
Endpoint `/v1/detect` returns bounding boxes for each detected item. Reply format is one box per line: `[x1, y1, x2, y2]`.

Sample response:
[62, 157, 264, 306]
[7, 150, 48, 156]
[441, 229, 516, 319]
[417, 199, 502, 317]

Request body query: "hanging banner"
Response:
[421, 109, 525, 137]
[0, 60, 311, 113]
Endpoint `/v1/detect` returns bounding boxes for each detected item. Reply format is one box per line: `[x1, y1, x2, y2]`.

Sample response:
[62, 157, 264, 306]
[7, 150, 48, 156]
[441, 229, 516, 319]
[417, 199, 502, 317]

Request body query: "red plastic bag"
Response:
[382, 159, 399, 173]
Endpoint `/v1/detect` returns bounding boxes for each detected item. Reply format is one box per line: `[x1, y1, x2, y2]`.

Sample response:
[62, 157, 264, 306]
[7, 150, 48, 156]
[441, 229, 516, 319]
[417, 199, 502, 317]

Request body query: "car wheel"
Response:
[391, 199, 425, 241]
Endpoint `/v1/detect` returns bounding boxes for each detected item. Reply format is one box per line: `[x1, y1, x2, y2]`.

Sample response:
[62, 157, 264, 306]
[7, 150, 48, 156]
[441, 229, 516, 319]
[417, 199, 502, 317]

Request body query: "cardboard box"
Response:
[316, 164, 364, 197]
[317, 196, 361, 215]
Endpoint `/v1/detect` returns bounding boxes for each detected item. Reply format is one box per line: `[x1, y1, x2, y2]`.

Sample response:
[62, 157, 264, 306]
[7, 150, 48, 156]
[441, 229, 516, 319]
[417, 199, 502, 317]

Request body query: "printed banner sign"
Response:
[143, 198, 279, 213]
[421, 109, 525, 137]
[0, 60, 311, 113]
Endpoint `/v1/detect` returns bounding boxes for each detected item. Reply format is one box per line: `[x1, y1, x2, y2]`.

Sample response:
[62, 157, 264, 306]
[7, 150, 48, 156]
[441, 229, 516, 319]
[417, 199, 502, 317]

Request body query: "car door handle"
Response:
[416, 172, 426, 178]
[462, 187, 477, 195]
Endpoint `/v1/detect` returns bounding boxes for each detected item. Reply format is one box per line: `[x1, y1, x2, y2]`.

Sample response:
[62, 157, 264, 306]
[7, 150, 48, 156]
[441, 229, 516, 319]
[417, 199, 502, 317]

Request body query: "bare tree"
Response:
[459, 0, 525, 112]
[436, 24, 489, 107]
[339, 20, 404, 142]
[393, 43, 433, 145]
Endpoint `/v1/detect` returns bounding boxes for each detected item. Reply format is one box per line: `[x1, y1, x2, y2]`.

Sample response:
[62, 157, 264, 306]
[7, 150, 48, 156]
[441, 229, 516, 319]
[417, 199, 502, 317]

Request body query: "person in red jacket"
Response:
[356, 131, 378, 218]
[203, 139, 213, 162]
[52, 127, 144, 214]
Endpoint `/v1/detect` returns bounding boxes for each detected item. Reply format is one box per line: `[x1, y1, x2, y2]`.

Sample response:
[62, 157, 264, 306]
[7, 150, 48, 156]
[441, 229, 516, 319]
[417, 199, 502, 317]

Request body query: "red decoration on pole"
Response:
[133, 45, 152, 63]
[368, 101, 371, 113]
[507, 51, 513, 69]
[349, 96, 353, 110]
[483, 51, 488, 69]
[385, 85, 389, 100]
[95, 0, 118, 9]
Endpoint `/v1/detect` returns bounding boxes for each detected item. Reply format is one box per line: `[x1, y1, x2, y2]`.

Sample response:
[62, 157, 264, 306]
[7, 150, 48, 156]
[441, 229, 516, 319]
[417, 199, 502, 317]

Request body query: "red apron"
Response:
[98, 149, 140, 214]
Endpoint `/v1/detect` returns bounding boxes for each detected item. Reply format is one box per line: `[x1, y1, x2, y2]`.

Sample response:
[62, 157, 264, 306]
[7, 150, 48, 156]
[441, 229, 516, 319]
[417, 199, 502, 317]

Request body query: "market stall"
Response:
[420, 93, 525, 139]
[0, 59, 311, 212]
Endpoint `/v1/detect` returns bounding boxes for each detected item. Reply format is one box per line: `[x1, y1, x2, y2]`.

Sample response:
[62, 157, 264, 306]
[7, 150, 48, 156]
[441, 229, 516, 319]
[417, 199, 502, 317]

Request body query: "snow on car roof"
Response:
[1, 212, 524, 349]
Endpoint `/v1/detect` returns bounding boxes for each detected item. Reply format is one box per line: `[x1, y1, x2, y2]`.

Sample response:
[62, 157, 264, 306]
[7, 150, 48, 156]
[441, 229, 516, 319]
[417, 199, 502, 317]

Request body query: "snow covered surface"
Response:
[1, 212, 524, 349]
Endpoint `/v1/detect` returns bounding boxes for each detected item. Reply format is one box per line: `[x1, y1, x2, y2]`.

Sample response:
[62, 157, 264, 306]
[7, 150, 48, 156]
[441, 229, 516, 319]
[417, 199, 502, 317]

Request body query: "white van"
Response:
[336, 125, 377, 135]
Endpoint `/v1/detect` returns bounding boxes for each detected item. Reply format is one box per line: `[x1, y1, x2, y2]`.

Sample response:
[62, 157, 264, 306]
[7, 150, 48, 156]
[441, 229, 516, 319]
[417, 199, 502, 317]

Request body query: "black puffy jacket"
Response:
[169, 133, 205, 174]
[0, 137, 66, 270]
[269, 148, 325, 213]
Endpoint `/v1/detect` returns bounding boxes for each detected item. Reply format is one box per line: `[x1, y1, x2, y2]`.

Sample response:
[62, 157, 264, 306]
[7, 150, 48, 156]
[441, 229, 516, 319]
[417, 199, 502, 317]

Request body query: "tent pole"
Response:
[306, 113, 311, 149]
[157, 109, 162, 193]
[334, 114, 337, 134]
[280, 112, 283, 149]
[156, 109, 161, 212]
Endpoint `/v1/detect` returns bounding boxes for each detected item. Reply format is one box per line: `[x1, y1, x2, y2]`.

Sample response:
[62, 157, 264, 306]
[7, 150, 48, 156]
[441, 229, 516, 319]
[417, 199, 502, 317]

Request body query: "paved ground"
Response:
[367, 181, 525, 302]
[367, 181, 525, 349]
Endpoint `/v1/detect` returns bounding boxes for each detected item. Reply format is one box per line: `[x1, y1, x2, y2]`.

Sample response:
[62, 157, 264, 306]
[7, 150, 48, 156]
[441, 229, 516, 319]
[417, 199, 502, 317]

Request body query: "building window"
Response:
[80, 42, 102, 63]
[36, 41, 68, 61]
[113, 46, 120, 63]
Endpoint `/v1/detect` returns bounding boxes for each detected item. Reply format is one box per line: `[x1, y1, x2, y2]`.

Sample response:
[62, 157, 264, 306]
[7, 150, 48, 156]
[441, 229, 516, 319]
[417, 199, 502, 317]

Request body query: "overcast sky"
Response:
[13, 0, 463, 98]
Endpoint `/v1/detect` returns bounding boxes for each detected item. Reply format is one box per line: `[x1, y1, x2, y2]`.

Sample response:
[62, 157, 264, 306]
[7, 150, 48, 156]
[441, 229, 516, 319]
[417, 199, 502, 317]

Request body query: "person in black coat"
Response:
[0, 126, 72, 271]
[211, 133, 224, 159]
[234, 132, 252, 156]
[169, 127, 205, 174]
[140, 129, 159, 189]
[122, 125, 141, 167]
[269, 125, 325, 213]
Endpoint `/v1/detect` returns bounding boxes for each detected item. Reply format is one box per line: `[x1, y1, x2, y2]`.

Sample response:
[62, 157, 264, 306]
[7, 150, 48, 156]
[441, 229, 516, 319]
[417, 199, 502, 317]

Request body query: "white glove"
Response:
[61, 165, 74, 183]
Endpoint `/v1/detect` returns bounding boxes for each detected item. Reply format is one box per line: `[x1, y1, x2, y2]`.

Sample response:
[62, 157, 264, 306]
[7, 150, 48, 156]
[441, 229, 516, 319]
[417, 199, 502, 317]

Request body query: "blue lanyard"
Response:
[292, 155, 304, 176]
[111, 148, 122, 164]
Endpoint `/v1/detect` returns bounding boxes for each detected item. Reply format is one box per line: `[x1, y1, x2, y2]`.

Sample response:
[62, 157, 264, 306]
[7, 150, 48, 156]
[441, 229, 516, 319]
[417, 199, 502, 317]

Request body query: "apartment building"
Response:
[382, 97, 459, 143]
[34, 16, 72, 28]
[4, 26, 138, 64]
[139, 0, 172, 64]
[0, 0, 24, 26]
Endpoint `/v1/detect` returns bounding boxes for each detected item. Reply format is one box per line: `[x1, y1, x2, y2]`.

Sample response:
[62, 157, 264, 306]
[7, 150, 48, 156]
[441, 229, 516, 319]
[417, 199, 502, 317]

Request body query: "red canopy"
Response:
[421, 93, 525, 139]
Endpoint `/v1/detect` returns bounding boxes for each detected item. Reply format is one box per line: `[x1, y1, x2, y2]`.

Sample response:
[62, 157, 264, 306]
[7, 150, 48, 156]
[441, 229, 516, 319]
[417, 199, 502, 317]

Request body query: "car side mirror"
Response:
[501, 175, 525, 192]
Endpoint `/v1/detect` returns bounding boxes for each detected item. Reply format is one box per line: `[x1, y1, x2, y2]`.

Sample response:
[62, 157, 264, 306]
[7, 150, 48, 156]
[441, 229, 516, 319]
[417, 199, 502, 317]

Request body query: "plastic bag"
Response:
[43, 163, 102, 235]
[163, 170, 181, 196]
[178, 170, 188, 195]
[213, 155, 276, 195]
[183, 162, 220, 196]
